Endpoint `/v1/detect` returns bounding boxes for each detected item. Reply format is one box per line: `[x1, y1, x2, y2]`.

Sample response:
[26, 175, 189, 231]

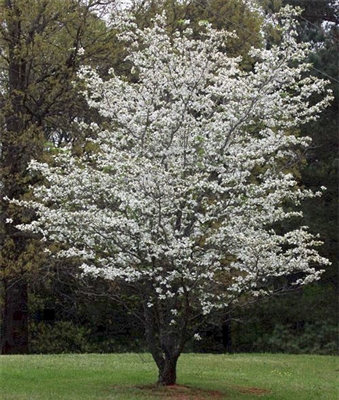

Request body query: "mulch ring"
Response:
[134, 384, 271, 399]
[135, 384, 224, 399]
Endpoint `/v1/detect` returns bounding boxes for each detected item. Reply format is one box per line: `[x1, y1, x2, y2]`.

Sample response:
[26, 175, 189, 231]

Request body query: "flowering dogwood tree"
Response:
[12, 8, 332, 385]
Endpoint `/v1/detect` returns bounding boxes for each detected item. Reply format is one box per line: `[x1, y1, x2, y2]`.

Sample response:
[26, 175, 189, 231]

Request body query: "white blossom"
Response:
[11, 8, 332, 350]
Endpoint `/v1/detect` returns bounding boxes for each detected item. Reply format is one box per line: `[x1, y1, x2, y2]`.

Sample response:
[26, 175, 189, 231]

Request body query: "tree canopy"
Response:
[11, 6, 333, 384]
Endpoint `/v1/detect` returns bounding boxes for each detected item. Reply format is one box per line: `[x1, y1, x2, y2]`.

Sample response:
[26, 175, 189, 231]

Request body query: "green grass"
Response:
[0, 353, 338, 399]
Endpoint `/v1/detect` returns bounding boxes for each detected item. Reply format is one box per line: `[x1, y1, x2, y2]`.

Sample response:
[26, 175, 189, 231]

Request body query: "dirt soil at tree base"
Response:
[135, 384, 271, 399]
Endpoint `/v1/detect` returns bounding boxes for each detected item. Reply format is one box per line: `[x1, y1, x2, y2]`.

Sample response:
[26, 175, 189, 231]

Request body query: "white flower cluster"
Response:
[12, 9, 331, 325]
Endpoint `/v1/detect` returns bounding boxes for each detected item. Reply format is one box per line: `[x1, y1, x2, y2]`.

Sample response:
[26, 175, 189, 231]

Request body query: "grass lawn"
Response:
[0, 353, 338, 399]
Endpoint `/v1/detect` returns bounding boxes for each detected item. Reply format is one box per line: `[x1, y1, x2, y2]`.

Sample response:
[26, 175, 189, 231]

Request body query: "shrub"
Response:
[29, 321, 91, 354]
[255, 321, 338, 355]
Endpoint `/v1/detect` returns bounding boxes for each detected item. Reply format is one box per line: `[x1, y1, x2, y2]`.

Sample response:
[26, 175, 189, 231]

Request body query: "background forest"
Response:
[0, 0, 338, 356]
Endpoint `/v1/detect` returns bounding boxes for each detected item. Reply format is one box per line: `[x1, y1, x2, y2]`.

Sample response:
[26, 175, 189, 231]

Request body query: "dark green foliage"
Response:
[29, 321, 91, 354]
[27, 269, 146, 354]
[255, 321, 338, 355]
[28, 309, 146, 354]
[229, 284, 338, 355]
[297, 0, 338, 339]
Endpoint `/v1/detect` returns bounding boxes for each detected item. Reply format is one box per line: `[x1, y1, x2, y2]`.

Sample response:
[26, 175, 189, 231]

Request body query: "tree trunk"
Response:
[1, 280, 28, 354]
[222, 313, 233, 353]
[143, 298, 180, 386]
[157, 355, 179, 386]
